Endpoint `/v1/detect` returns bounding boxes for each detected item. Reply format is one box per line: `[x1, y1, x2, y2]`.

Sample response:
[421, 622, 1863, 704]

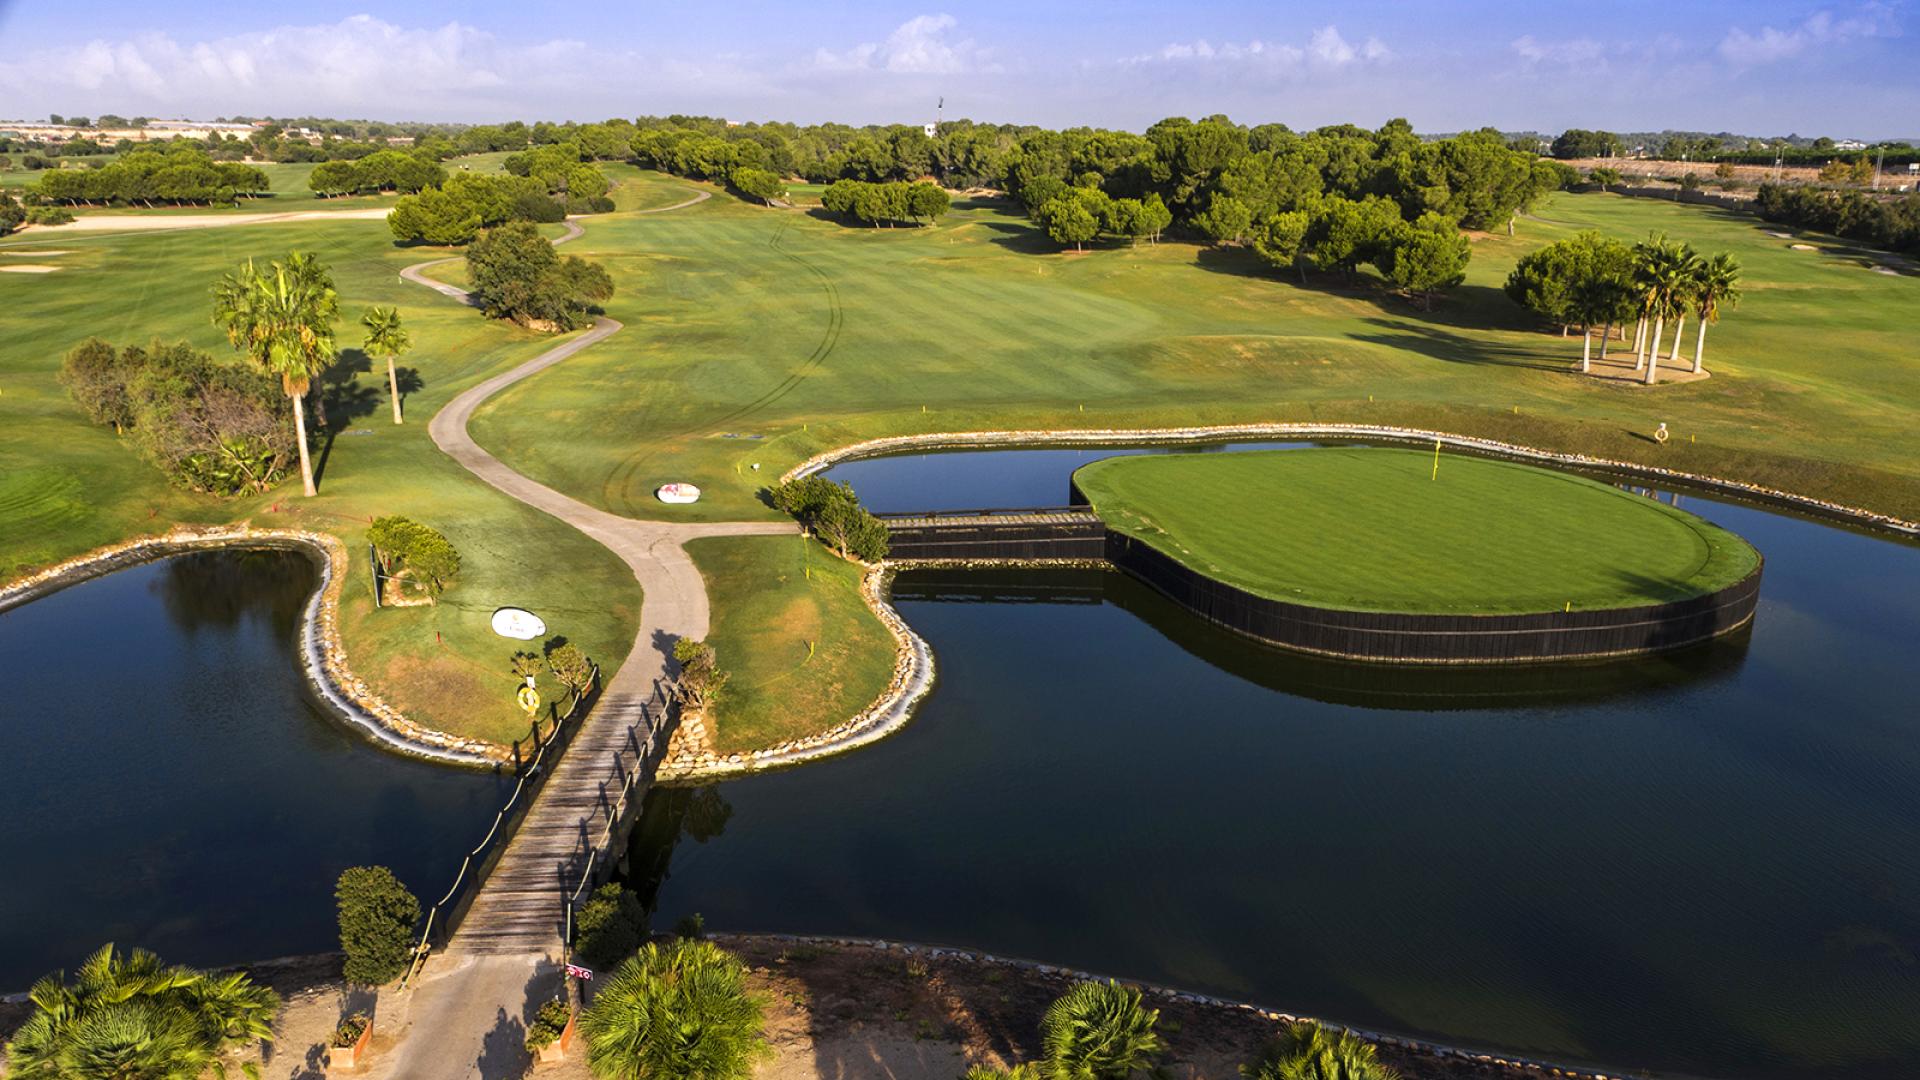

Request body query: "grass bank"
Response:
[684, 535, 894, 753]
[1074, 446, 1759, 614]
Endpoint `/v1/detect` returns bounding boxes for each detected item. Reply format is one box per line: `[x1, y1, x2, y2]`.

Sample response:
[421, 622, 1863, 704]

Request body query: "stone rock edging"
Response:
[783, 423, 1920, 537]
[654, 565, 933, 781]
[0, 525, 509, 767]
[715, 931, 1637, 1080]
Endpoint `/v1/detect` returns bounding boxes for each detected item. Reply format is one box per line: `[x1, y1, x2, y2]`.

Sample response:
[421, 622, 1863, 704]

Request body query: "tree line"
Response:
[1755, 183, 1920, 254]
[27, 144, 269, 206]
[386, 143, 614, 245]
[819, 180, 950, 226]
[1506, 232, 1742, 381]
[309, 149, 447, 196]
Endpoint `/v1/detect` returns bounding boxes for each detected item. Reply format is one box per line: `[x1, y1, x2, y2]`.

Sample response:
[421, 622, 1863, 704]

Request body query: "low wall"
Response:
[882, 513, 1106, 561]
[1103, 528, 1762, 664]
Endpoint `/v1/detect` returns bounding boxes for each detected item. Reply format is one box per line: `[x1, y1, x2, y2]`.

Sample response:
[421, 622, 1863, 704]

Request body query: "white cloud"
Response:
[1718, 4, 1899, 65]
[1126, 25, 1387, 73]
[1510, 35, 1606, 67]
[809, 13, 992, 76]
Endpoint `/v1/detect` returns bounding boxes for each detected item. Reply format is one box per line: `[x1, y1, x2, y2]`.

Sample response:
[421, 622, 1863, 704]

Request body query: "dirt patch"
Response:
[0, 264, 59, 273]
[534, 937, 1573, 1080]
[1580, 351, 1712, 386]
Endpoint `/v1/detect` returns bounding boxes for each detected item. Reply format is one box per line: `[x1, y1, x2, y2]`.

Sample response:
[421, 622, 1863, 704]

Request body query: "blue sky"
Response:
[0, 1, 1912, 136]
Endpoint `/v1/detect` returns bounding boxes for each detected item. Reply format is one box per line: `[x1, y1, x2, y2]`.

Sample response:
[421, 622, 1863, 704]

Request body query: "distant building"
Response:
[1833, 139, 1868, 151]
[923, 122, 938, 138]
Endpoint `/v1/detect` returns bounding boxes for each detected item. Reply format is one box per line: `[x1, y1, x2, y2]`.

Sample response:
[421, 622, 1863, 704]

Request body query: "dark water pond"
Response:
[0, 549, 500, 989]
[624, 444, 1920, 1080]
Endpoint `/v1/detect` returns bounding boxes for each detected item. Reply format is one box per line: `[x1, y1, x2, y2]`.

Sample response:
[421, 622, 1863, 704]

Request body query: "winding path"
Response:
[384, 195, 793, 1080]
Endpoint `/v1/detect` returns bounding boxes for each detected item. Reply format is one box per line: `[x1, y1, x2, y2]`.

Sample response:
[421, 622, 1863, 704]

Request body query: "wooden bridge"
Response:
[878, 506, 1107, 561]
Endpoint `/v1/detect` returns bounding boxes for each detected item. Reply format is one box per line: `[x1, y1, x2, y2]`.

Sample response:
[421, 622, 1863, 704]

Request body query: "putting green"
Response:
[1073, 447, 1761, 615]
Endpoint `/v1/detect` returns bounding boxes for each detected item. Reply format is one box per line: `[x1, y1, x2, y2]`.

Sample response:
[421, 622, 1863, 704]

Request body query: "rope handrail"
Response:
[401, 662, 602, 986]
[563, 682, 676, 952]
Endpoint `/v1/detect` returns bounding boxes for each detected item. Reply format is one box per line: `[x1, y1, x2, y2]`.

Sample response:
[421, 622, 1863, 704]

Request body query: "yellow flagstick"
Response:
[1431, 438, 1442, 480]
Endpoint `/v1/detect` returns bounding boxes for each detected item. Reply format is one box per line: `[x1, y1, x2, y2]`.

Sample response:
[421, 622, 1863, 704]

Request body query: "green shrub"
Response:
[332, 1013, 371, 1048]
[579, 939, 770, 1080]
[526, 999, 572, 1052]
[766, 476, 888, 562]
[1241, 1022, 1398, 1080]
[335, 866, 421, 985]
[672, 640, 729, 709]
[573, 883, 647, 970]
[1039, 980, 1162, 1080]
[27, 205, 73, 226]
[965, 1067, 1039, 1080]
[368, 515, 462, 599]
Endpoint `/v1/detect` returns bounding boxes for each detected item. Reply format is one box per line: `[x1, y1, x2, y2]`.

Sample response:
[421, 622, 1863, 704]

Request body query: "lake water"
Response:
[624, 444, 1920, 1080]
[0, 548, 501, 989]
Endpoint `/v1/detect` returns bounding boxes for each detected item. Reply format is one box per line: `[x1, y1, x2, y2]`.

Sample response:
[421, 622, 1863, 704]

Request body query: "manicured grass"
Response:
[0, 215, 641, 745]
[466, 190, 1920, 526]
[1074, 447, 1760, 614]
[684, 534, 894, 753]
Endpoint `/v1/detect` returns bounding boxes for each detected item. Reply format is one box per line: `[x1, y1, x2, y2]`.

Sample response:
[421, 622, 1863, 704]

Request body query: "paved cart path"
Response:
[384, 194, 793, 1080]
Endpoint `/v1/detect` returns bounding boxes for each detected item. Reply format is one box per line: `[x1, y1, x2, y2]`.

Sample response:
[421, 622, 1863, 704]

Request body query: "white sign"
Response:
[655, 482, 702, 504]
[565, 963, 593, 981]
[490, 607, 547, 640]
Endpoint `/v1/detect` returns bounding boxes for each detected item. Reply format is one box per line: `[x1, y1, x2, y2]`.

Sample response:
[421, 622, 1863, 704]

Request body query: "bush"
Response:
[546, 641, 595, 699]
[573, 883, 647, 971]
[766, 476, 888, 562]
[1039, 980, 1162, 1080]
[60, 339, 295, 495]
[579, 940, 769, 1080]
[672, 639, 729, 709]
[368, 515, 462, 600]
[27, 205, 74, 225]
[525, 999, 572, 1052]
[1242, 1022, 1399, 1080]
[335, 866, 421, 985]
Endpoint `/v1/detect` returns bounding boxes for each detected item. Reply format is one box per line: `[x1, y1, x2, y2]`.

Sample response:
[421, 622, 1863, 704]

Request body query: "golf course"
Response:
[1070, 446, 1761, 614]
[2, 162, 1915, 751]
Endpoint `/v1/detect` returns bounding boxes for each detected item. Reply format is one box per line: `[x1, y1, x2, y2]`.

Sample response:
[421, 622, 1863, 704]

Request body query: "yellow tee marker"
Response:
[1431, 438, 1442, 480]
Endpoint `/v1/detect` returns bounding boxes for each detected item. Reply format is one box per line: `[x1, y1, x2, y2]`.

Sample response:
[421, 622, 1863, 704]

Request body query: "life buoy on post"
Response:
[1654, 423, 1670, 445]
[517, 684, 540, 716]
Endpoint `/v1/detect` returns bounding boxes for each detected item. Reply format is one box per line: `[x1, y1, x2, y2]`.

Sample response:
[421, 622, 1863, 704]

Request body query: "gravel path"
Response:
[381, 198, 794, 1080]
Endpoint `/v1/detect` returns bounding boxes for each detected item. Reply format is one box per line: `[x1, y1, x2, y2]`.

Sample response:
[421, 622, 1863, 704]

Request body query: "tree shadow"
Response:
[473, 1004, 532, 1080]
[1351, 316, 1567, 371]
[651, 626, 683, 668]
[394, 365, 425, 412]
[975, 218, 1065, 256]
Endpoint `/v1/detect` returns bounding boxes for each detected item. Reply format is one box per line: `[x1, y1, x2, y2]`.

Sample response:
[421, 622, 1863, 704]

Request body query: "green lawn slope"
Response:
[1073, 447, 1761, 614]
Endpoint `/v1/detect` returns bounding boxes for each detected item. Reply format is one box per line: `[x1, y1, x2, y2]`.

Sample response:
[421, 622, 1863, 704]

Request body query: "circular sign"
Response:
[491, 607, 547, 640]
[656, 483, 702, 504]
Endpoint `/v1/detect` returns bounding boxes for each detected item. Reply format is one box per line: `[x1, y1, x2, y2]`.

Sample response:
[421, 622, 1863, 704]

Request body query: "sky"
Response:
[0, 0, 1913, 137]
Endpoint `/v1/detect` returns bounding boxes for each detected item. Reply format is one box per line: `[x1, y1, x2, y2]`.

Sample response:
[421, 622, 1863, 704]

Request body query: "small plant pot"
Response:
[328, 1017, 375, 1072]
[534, 1003, 579, 1064]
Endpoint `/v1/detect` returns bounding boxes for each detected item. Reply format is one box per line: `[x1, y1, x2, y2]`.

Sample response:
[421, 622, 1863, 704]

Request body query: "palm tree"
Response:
[578, 939, 768, 1080]
[1632, 236, 1688, 386]
[361, 305, 412, 424]
[1690, 253, 1742, 374]
[212, 252, 340, 497]
[1039, 980, 1163, 1080]
[1660, 243, 1705, 375]
[1242, 1021, 1399, 1080]
[5, 943, 279, 1080]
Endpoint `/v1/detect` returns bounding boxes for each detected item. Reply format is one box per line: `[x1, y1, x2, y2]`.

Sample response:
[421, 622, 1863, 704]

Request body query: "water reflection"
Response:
[619, 785, 733, 916]
[153, 546, 316, 634]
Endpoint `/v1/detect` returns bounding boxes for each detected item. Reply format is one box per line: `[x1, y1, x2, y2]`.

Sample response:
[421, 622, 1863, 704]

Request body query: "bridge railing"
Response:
[562, 680, 679, 957]
[400, 663, 602, 987]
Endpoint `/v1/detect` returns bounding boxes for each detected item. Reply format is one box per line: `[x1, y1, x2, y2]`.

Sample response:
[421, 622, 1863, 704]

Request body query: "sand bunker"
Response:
[1766, 231, 1794, 239]
[0, 265, 60, 273]
[1789, 243, 1817, 251]
[1872, 266, 1901, 276]
[3, 249, 72, 256]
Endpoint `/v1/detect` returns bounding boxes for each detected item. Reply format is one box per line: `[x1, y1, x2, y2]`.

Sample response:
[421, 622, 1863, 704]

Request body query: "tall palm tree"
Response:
[1690, 253, 1742, 374]
[1039, 980, 1163, 1080]
[1661, 243, 1705, 374]
[1242, 1021, 1399, 1080]
[1633, 236, 1687, 386]
[578, 939, 768, 1080]
[361, 305, 412, 424]
[212, 252, 340, 496]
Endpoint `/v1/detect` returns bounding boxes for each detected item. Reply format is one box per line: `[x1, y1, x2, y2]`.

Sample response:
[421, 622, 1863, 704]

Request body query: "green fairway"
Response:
[465, 189, 1920, 528]
[0, 215, 640, 745]
[1073, 447, 1761, 614]
[684, 534, 894, 751]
